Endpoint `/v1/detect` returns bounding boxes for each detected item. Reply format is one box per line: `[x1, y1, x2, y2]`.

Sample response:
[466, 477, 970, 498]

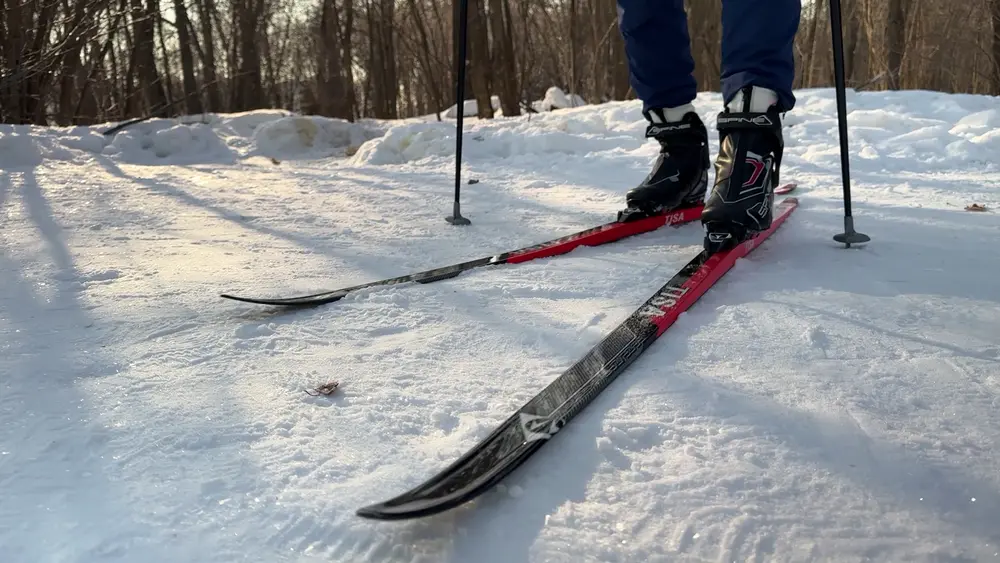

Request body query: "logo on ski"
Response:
[638, 285, 689, 319]
[662, 209, 689, 226]
[519, 412, 564, 442]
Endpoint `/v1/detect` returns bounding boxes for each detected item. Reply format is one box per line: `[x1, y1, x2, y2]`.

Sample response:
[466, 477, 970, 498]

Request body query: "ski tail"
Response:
[220, 204, 705, 307]
[355, 197, 799, 520]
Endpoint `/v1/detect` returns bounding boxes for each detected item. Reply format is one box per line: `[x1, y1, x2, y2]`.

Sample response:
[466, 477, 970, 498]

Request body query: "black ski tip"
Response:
[354, 496, 463, 521]
[218, 291, 348, 307]
[355, 504, 413, 521]
[355, 504, 396, 520]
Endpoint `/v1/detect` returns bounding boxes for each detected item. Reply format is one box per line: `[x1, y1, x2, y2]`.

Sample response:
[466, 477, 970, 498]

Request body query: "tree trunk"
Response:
[489, 0, 519, 115]
[319, 0, 351, 118]
[992, 0, 1000, 94]
[55, 0, 93, 124]
[886, 0, 908, 89]
[844, 0, 861, 84]
[234, 0, 265, 110]
[467, 0, 493, 117]
[807, 0, 825, 87]
[195, 0, 223, 111]
[175, 0, 204, 114]
[130, 0, 170, 115]
[407, 0, 445, 115]
[367, 0, 398, 118]
[341, 0, 357, 119]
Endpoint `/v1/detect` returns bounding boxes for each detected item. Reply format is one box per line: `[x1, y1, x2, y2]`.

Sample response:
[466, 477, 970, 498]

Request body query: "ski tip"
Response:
[355, 505, 392, 520]
[354, 498, 451, 521]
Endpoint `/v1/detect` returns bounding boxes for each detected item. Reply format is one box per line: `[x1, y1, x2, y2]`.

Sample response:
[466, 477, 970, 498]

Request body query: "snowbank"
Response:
[784, 89, 1000, 171]
[102, 121, 238, 164]
[0, 125, 101, 169]
[2, 88, 996, 177]
[0, 110, 387, 169]
[531, 86, 587, 112]
[444, 87, 589, 118]
[351, 101, 644, 166]
[249, 115, 383, 161]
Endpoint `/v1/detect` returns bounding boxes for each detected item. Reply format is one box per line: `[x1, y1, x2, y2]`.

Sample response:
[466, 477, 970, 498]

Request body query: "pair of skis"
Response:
[220, 185, 799, 521]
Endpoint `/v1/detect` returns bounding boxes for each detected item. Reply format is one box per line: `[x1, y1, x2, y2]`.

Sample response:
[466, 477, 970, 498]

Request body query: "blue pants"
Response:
[616, 0, 801, 112]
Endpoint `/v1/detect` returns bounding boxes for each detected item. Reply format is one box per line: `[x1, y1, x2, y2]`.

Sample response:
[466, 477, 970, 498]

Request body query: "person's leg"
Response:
[616, 0, 709, 218]
[719, 0, 801, 111]
[617, 0, 697, 111]
[700, 0, 800, 252]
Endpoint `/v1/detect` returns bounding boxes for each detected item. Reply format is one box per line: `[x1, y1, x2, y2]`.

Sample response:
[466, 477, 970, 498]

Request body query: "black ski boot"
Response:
[618, 109, 709, 222]
[702, 86, 785, 253]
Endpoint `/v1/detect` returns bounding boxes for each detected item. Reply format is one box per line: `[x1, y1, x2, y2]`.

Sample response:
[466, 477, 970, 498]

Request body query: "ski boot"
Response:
[701, 86, 785, 253]
[618, 106, 709, 222]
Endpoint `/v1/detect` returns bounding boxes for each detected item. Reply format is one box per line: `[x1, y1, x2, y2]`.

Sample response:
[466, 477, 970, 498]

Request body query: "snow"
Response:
[2, 88, 1000, 562]
[445, 87, 587, 117]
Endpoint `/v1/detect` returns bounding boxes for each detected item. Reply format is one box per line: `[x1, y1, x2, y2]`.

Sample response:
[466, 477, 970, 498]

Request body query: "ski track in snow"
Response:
[1, 89, 1000, 562]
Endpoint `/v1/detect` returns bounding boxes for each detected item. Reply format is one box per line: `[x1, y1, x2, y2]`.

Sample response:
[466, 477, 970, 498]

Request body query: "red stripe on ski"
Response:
[651, 197, 798, 336]
[506, 204, 704, 264]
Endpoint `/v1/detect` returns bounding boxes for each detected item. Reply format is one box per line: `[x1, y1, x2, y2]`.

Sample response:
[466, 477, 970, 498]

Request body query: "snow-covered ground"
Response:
[2, 88, 999, 562]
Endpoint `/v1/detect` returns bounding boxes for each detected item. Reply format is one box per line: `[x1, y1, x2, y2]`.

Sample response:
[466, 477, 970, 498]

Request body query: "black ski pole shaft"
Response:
[446, 0, 472, 225]
[829, 0, 869, 247]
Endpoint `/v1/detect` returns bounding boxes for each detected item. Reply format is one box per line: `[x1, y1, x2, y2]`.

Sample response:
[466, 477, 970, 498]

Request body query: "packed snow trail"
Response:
[1, 89, 999, 562]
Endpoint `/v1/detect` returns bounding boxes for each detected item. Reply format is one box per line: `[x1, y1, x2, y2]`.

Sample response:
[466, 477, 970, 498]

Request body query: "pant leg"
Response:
[616, 0, 696, 111]
[720, 0, 801, 111]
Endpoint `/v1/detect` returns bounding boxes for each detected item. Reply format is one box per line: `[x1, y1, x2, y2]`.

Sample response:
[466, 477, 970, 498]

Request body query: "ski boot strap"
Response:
[716, 109, 782, 134]
[642, 108, 703, 141]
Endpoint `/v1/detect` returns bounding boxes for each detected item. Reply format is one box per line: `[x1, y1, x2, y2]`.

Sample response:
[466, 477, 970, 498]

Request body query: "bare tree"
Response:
[489, 0, 520, 115]
[174, 0, 205, 113]
[4, 0, 999, 126]
[886, 0, 910, 88]
[992, 0, 1000, 92]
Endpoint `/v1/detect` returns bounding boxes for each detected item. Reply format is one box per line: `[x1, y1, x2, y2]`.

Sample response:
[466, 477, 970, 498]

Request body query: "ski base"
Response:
[355, 196, 799, 521]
